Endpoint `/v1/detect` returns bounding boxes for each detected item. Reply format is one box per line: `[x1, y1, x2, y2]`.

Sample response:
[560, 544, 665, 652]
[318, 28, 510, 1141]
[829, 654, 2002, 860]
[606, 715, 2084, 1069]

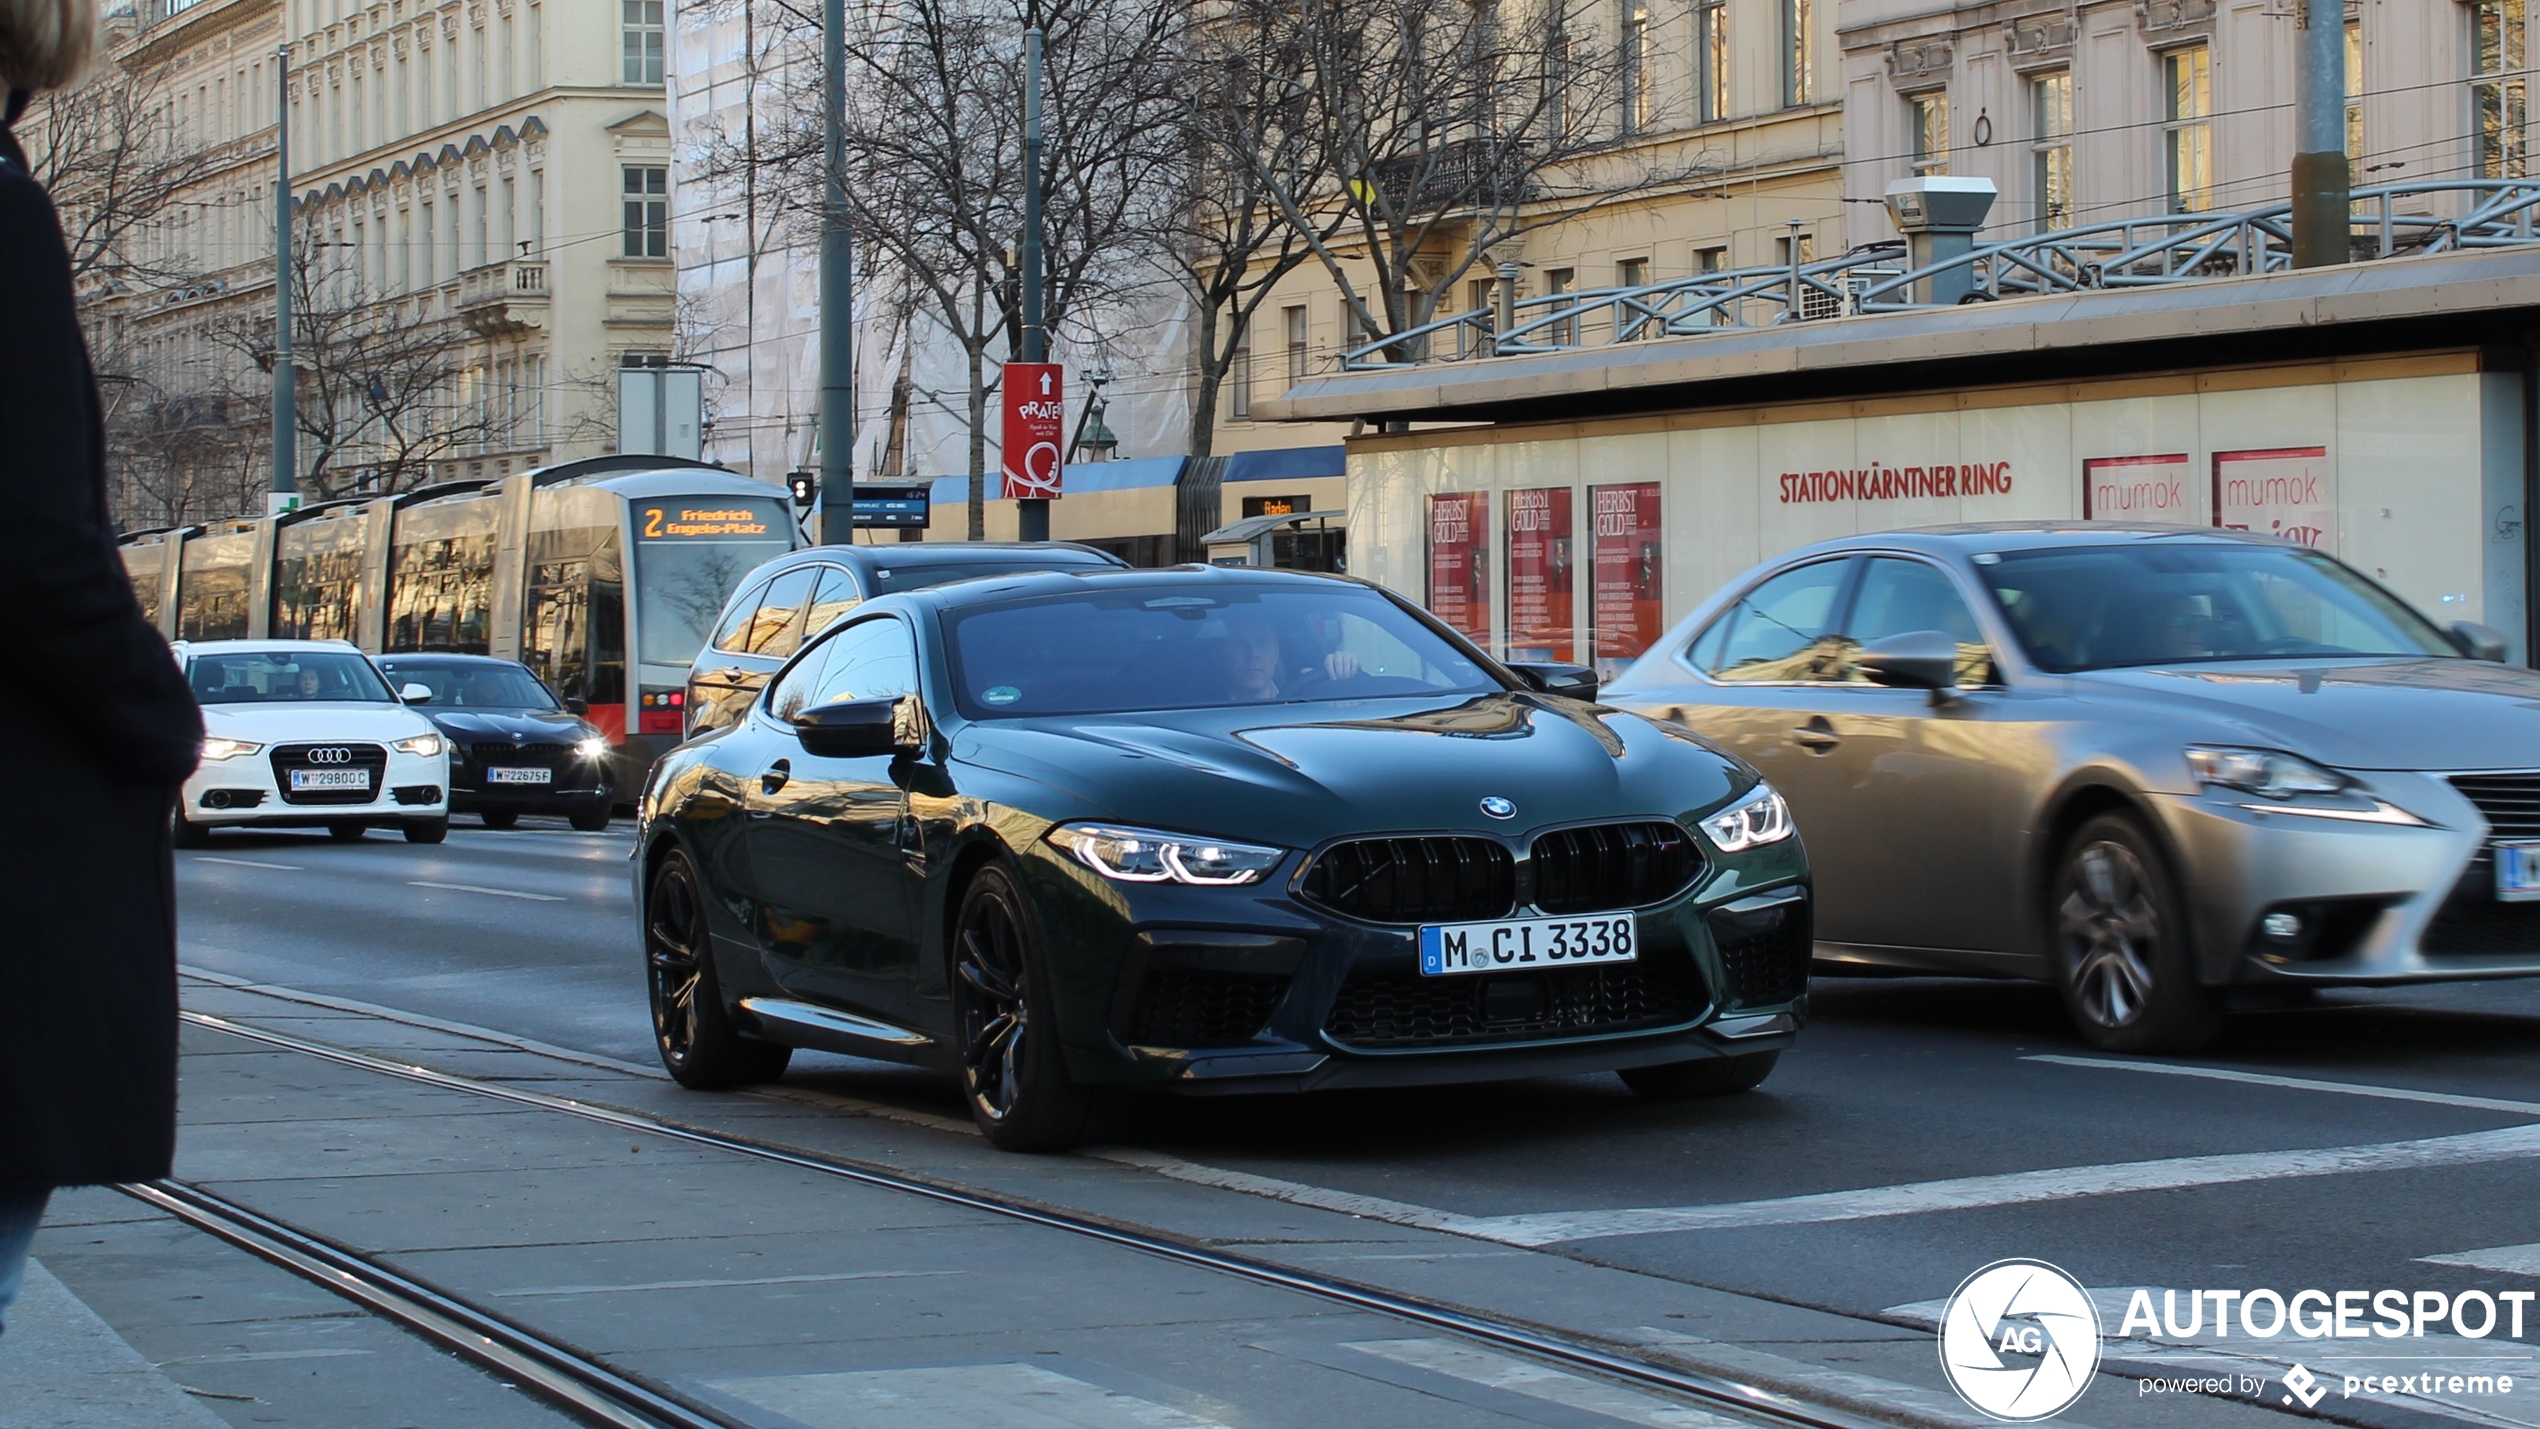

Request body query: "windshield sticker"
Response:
[982, 685, 1022, 705]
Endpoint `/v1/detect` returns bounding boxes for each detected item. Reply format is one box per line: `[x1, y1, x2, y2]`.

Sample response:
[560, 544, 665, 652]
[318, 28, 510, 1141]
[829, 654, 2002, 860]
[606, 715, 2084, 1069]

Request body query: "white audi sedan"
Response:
[176, 640, 452, 845]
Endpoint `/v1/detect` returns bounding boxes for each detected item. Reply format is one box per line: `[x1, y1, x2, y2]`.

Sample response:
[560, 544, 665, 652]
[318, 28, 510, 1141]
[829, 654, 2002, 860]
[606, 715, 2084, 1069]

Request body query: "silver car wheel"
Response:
[2059, 840, 2160, 1028]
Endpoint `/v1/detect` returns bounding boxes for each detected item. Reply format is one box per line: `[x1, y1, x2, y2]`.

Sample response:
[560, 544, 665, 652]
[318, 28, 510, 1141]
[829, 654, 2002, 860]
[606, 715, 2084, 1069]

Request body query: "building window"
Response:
[622, 166, 667, 257]
[2031, 69, 2073, 231]
[2162, 44, 2212, 212]
[1546, 268, 1577, 346]
[1283, 304, 1308, 385]
[1697, 0, 1727, 123]
[2345, 19, 2364, 185]
[622, 0, 663, 85]
[620, 351, 669, 368]
[1228, 326, 1251, 419]
[1621, 2, 1651, 136]
[1910, 91, 1949, 175]
[1784, 0, 1814, 106]
[2475, 0, 2525, 180]
[1614, 257, 1649, 341]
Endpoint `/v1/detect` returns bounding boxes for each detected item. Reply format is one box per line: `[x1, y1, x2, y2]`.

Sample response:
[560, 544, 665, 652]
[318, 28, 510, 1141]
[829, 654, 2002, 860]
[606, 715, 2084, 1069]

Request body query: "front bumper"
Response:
[1024, 836, 1813, 1093]
[2156, 773, 2540, 984]
[182, 750, 449, 827]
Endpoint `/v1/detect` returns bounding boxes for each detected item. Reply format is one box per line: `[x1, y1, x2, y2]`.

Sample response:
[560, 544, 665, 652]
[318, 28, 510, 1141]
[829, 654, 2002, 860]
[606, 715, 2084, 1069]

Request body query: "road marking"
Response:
[405, 880, 564, 901]
[191, 856, 304, 871]
[1077, 1146, 1509, 1237]
[702, 1363, 1231, 1428]
[1345, 1338, 1740, 1427]
[1619, 1329, 2070, 1429]
[494, 1269, 958, 1297]
[2421, 1243, 2540, 1277]
[2024, 1054, 2540, 1117]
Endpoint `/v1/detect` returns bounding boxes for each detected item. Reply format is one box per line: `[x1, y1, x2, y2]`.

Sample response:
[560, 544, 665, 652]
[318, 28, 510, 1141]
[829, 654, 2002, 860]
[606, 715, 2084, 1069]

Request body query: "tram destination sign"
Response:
[852, 484, 933, 529]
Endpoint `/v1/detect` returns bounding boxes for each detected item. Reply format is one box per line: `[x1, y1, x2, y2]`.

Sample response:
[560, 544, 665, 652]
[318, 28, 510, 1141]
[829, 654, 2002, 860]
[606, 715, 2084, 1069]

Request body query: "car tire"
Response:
[328, 821, 366, 841]
[2049, 812, 2225, 1054]
[172, 811, 212, 849]
[645, 848, 790, 1089]
[479, 809, 520, 831]
[568, 802, 612, 833]
[952, 861, 1099, 1152]
[1619, 1050, 1779, 1099]
[403, 818, 449, 845]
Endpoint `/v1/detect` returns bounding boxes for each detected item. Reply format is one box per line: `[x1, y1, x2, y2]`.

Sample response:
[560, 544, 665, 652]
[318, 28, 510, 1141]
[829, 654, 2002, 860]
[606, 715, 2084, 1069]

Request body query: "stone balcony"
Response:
[456, 260, 549, 337]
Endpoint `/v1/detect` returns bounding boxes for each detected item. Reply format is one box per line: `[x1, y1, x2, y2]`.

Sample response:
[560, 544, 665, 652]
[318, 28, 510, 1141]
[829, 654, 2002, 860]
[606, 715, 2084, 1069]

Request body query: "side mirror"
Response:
[565, 697, 589, 715]
[1855, 630, 1960, 691]
[2451, 620, 2509, 663]
[1508, 662, 1599, 703]
[793, 694, 928, 759]
[398, 682, 434, 704]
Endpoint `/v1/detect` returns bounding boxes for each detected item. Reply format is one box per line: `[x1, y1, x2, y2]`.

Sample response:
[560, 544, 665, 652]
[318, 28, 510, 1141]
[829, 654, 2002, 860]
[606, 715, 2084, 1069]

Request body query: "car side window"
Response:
[802, 566, 861, 641]
[1843, 557, 1997, 686]
[1707, 559, 1855, 683]
[709, 578, 773, 654]
[768, 618, 919, 723]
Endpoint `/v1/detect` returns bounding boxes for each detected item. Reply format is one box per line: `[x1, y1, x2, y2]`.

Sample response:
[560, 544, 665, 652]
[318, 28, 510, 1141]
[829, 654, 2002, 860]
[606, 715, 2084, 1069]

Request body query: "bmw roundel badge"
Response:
[1479, 796, 1516, 820]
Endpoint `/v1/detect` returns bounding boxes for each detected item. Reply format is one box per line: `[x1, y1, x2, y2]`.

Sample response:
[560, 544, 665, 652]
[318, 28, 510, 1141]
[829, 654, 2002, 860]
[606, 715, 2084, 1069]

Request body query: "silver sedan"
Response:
[1603, 523, 2540, 1052]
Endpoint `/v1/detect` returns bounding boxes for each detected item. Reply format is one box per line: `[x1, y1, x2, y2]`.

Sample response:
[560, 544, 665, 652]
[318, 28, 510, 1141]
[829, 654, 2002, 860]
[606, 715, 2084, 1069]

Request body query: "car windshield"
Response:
[379, 662, 561, 711]
[189, 650, 396, 703]
[1976, 543, 2458, 672]
[870, 557, 1109, 596]
[944, 584, 1499, 717]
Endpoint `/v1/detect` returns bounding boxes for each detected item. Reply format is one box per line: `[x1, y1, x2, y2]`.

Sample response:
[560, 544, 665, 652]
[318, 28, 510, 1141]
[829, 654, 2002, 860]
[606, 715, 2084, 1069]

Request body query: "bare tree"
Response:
[205, 238, 497, 502]
[18, 42, 232, 289]
[690, 0, 1185, 536]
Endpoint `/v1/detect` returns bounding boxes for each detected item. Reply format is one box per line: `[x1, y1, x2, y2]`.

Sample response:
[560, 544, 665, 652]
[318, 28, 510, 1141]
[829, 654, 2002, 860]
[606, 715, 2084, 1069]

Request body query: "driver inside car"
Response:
[1218, 611, 1359, 701]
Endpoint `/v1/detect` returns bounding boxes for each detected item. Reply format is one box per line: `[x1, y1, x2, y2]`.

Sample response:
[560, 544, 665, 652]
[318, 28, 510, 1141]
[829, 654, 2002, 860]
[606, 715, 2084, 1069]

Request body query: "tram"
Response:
[119, 456, 800, 797]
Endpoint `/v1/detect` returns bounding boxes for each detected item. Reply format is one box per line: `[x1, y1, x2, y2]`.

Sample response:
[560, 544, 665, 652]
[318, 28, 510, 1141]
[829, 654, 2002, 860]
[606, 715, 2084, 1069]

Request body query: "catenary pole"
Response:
[2289, 0, 2348, 268]
[271, 46, 296, 513]
[1015, 26, 1048, 542]
[817, 0, 855, 542]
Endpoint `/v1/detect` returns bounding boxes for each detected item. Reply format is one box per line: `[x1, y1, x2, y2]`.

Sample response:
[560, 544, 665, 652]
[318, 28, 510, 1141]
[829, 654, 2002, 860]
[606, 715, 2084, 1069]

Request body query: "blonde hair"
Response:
[0, 0, 95, 93]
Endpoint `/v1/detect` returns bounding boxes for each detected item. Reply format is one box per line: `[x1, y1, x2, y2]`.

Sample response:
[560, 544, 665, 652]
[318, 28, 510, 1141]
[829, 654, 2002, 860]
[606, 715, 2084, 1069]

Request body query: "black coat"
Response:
[0, 92, 205, 1189]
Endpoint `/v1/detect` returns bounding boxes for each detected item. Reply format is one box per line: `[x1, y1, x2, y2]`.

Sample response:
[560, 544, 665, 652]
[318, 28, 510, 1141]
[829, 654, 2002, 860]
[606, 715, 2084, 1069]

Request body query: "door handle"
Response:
[715, 667, 753, 683]
[760, 759, 791, 795]
[1792, 717, 1840, 753]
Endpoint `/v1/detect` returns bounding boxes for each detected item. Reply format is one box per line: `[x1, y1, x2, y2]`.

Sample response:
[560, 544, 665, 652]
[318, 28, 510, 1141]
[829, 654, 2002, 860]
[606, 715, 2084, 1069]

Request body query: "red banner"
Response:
[1426, 493, 1490, 647]
[1590, 482, 1661, 678]
[999, 363, 1064, 499]
[1505, 487, 1573, 663]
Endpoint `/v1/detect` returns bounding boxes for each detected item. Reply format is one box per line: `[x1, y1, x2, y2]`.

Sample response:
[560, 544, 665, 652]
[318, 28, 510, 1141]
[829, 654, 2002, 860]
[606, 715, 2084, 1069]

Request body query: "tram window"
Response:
[179, 535, 255, 641]
[633, 496, 793, 670]
[274, 519, 368, 643]
[387, 507, 499, 654]
[744, 567, 818, 658]
[802, 565, 861, 641]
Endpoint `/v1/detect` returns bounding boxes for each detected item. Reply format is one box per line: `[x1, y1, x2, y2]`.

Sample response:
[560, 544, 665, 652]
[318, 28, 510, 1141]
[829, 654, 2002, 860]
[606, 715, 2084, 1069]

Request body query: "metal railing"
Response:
[1339, 180, 2540, 371]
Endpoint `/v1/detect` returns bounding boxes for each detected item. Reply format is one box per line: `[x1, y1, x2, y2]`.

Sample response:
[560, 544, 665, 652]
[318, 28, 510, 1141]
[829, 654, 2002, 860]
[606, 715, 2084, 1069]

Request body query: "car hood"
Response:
[200, 702, 439, 741]
[948, 692, 1748, 850]
[427, 709, 595, 744]
[2074, 659, 2540, 771]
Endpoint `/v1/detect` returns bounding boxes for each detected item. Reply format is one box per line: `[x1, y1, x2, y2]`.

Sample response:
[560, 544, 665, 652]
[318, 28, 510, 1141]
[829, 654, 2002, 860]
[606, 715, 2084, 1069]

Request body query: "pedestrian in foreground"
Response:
[0, 0, 204, 1335]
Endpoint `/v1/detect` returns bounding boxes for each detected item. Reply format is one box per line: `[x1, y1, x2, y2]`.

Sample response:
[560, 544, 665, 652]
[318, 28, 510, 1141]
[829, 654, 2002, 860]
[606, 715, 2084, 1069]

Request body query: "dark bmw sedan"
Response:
[635, 567, 1812, 1149]
[377, 654, 614, 830]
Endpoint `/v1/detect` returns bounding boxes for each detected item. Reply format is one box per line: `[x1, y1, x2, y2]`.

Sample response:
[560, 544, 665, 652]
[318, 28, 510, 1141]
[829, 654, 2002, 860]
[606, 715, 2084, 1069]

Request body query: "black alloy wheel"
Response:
[328, 821, 367, 841]
[2049, 812, 2224, 1053]
[479, 809, 520, 830]
[953, 862, 1097, 1151]
[403, 818, 449, 845]
[1619, 1049, 1780, 1099]
[645, 848, 790, 1089]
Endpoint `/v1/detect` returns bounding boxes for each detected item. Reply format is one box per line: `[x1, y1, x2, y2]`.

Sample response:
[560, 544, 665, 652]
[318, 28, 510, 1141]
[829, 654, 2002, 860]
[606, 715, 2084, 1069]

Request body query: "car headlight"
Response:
[393, 733, 445, 758]
[2184, 746, 2346, 799]
[200, 737, 262, 761]
[1699, 784, 1794, 852]
[577, 736, 612, 761]
[1047, 823, 1285, 886]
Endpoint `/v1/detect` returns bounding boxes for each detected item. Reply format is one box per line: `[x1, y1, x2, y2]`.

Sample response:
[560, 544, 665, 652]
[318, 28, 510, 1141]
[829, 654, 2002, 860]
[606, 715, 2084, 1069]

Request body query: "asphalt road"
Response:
[164, 817, 2540, 1429]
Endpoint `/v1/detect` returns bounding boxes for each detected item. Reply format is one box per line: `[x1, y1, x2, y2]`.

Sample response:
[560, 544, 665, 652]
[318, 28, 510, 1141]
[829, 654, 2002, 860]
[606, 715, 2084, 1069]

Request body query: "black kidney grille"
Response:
[1301, 837, 1514, 924]
[471, 741, 574, 766]
[1531, 821, 1704, 914]
[1322, 955, 1704, 1049]
[2450, 774, 2540, 840]
[270, 743, 387, 805]
[1128, 970, 1291, 1047]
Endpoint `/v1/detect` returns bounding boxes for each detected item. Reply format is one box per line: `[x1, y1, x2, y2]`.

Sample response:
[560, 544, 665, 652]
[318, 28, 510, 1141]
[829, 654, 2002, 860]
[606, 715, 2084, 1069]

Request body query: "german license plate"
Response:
[289, 768, 370, 792]
[2497, 841, 2540, 902]
[1419, 913, 1638, 977]
[487, 767, 553, 785]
